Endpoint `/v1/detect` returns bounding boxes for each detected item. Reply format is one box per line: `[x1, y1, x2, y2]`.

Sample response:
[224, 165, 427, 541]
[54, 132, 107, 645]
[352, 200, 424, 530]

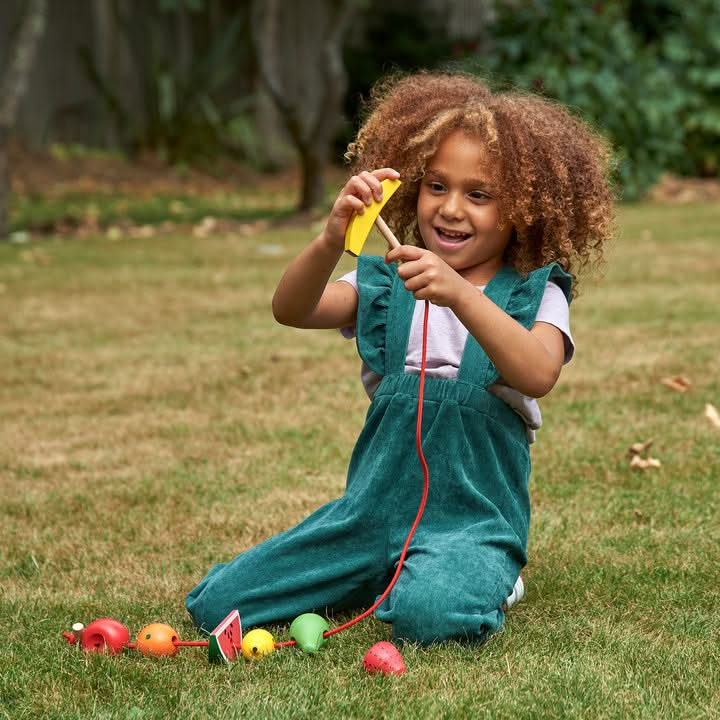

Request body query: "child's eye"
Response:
[428, 181, 445, 193]
[469, 190, 491, 201]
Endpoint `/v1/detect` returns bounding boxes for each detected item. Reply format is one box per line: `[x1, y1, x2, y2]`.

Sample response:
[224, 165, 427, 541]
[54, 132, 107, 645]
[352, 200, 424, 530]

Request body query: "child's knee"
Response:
[385, 587, 504, 645]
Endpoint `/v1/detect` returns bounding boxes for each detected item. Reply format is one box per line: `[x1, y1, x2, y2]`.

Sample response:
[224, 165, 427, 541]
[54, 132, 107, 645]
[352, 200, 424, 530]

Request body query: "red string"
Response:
[65, 304, 430, 657]
[276, 299, 431, 648]
[83, 301, 432, 655]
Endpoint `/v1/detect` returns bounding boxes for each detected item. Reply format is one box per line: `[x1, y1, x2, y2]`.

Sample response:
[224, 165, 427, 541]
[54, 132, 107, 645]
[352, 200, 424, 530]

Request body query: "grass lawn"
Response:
[0, 196, 718, 719]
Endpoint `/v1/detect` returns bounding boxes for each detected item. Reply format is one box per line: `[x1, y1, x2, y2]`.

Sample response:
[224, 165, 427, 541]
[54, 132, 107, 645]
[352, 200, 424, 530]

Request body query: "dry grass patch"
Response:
[1, 200, 718, 719]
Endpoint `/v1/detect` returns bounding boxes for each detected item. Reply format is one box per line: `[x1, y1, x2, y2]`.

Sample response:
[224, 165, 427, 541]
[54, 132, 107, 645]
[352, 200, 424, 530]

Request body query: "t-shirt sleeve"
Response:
[336, 269, 359, 339]
[535, 281, 574, 363]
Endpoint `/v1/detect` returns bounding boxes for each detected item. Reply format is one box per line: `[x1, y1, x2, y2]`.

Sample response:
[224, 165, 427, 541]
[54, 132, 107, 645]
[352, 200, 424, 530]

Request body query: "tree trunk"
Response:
[299, 144, 326, 211]
[252, 0, 356, 212]
[0, 126, 8, 241]
[0, 0, 48, 241]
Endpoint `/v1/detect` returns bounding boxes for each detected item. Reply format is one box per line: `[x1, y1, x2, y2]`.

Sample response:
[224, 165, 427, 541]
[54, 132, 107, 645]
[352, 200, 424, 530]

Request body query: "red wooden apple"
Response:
[362, 641, 406, 676]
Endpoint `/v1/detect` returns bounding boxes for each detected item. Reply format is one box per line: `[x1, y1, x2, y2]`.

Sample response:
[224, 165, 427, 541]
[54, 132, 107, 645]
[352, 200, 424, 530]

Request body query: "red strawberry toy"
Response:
[362, 641, 406, 676]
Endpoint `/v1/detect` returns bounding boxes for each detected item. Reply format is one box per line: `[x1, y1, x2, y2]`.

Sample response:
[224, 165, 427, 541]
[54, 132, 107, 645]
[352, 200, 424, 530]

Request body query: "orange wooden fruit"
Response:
[136, 623, 179, 657]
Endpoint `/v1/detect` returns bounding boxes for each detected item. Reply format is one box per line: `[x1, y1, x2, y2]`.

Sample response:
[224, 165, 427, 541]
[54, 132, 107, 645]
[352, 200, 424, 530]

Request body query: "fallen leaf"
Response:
[705, 403, 720, 430]
[630, 455, 662, 470]
[660, 375, 692, 392]
[237, 219, 270, 235]
[193, 216, 217, 238]
[20, 249, 51, 266]
[628, 439, 654, 456]
[133, 225, 156, 238]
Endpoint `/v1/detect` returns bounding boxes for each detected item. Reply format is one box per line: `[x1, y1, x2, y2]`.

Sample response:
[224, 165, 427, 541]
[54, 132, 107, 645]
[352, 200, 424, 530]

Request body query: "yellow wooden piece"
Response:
[344, 178, 401, 256]
[241, 629, 275, 660]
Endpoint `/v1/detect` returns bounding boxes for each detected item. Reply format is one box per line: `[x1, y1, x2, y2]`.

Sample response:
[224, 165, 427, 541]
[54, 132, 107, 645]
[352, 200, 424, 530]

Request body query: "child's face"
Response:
[416, 130, 513, 285]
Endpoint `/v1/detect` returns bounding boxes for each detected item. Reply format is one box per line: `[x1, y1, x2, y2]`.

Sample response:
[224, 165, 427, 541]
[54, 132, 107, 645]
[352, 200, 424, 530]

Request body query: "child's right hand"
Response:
[324, 168, 400, 248]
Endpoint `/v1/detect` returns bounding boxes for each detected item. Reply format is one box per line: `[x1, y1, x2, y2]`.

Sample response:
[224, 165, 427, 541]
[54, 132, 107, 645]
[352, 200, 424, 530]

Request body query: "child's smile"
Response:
[417, 130, 513, 285]
[434, 226, 473, 247]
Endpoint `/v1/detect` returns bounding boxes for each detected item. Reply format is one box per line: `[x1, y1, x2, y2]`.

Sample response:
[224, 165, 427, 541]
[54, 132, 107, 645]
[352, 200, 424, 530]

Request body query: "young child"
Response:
[186, 71, 614, 645]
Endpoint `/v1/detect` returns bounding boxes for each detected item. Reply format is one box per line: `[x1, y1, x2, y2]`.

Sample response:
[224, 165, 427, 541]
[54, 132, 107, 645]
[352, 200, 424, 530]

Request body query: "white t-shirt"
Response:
[337, 269, 574, 442]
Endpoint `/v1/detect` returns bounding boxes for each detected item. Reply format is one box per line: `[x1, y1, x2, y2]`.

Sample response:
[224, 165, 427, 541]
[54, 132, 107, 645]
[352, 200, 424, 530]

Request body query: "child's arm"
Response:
[272, 168, 400, 329]
[386, 245, 565, 398]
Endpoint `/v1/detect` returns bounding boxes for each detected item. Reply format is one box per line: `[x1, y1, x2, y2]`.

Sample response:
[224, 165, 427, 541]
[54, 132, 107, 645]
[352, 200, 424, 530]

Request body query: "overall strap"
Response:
[457, 265, 521, 387]
[384, 271, 416, 375]
[457, 262, 572, 388]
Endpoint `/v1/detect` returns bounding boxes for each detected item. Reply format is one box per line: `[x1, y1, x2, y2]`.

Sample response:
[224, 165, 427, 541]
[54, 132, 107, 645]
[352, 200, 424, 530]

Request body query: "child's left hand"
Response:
[386, 245, 466, 307]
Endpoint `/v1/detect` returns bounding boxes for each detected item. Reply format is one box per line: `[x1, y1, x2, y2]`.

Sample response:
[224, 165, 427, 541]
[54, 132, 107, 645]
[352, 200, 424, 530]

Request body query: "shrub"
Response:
[461, 1, 688, 199]
[655, 0, 720, 176]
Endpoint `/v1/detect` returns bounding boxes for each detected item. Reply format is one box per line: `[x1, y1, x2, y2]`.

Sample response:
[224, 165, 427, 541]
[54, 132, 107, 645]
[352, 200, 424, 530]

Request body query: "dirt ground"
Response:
[9, 143, 720, 202]
[645, 173, 720, 203]
[9, 143, 341, 197]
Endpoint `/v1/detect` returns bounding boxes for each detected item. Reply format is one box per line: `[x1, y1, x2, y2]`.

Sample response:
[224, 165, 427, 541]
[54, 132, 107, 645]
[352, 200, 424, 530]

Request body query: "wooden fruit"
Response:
[136, 623, 179, 657]
[80, 618, 130, 654]
[241, 629, 275, 660]
[362, 641, 406, 676]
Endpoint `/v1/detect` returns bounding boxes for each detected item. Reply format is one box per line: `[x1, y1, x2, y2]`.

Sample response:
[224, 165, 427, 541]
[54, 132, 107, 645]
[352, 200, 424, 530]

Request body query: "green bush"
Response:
[656, 0, 720, 176]
[460, 0, 720, 198]
[461, 1, 687, 199]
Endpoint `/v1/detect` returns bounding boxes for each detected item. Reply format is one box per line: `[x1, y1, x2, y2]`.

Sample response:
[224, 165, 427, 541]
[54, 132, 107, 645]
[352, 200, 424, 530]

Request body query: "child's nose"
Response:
[439, 192, 464, 220]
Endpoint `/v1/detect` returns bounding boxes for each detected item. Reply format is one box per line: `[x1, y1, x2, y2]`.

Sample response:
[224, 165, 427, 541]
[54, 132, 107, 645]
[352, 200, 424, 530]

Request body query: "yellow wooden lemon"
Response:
[241, 628, 275, 660]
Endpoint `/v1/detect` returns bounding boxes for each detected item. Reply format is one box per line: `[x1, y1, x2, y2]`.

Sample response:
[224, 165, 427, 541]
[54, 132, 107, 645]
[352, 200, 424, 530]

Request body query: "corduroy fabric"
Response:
[185, 259, 571, 644]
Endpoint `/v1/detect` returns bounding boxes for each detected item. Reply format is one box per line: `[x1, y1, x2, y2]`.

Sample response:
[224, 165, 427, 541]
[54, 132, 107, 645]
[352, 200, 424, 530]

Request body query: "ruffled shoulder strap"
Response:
[458, 262, 573, 387]
[504, 262, 573, 331]
[355, 256, 402, 375]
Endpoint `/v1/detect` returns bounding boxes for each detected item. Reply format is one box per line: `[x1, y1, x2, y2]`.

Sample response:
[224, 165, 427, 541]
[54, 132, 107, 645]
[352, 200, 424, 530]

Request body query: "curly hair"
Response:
[345, 71, 615, 293]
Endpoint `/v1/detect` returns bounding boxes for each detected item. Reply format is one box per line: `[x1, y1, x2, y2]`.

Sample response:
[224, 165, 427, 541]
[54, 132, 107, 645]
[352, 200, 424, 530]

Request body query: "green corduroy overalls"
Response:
[186, 257, 572, 645]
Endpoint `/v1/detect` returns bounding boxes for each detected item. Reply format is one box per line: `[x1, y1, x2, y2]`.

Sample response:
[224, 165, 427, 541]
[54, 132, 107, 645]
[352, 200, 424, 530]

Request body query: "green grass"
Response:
[0, 199, 718, 719]
[10, 191, 297, 233]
